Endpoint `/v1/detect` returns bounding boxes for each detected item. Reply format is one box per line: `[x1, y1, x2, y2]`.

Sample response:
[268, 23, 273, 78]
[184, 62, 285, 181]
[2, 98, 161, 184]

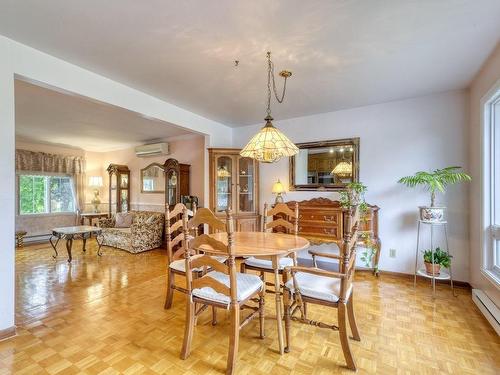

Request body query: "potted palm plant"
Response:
[398, 166, 471, 222]
[422, 247, 452, 276]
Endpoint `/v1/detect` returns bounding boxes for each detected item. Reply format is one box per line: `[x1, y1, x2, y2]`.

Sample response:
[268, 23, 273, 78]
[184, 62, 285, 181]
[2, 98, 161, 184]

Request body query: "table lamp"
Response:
[272, 179, 286, 204]
[89, 176, 103, 213]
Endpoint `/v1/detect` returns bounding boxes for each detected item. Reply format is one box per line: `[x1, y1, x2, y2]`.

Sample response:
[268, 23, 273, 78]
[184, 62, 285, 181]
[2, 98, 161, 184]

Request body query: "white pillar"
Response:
[0, 40, 15, 332]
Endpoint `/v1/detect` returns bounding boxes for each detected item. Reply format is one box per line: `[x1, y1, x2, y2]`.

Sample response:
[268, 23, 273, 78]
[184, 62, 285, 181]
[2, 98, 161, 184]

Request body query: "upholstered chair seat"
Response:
[244, 256, 294, 270]
[192, 271, 263, 305]
[285, 272, 352, 303]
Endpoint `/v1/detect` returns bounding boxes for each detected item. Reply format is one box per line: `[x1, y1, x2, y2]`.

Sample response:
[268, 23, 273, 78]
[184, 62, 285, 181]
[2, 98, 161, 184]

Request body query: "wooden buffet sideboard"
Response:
[285, 198, 381, 275]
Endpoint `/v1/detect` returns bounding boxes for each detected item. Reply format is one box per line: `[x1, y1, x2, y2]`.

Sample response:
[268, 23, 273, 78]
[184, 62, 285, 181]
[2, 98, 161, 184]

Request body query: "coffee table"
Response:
[49, 225, 103, 263]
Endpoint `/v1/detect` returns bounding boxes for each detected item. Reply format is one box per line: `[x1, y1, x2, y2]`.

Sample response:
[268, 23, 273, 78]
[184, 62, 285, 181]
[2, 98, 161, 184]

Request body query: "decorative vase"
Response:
[424, 261, 441, 276]
[419, 206, 445, 223]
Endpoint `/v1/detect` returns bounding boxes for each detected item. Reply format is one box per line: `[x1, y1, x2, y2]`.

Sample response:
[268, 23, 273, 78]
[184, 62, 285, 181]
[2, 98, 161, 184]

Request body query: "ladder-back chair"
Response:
[241, 202, 299, 285]
[180, 208, 265, 375]
[164, 203, 196, 309]
[283, 205, 361, 371]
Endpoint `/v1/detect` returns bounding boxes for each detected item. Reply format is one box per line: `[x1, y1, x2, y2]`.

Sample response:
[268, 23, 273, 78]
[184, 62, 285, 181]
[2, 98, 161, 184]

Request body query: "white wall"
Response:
[234, 90, 470, 281]
[469, 43, 500, 306]
[0, 35, 232, 331]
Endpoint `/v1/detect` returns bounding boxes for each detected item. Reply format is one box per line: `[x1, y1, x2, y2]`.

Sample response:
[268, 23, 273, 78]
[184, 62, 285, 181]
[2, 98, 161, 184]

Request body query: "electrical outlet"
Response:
[389, 248, 396, 258]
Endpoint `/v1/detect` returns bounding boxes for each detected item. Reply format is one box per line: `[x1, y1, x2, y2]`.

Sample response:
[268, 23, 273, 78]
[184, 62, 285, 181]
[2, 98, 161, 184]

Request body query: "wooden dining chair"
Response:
[283, 205, 361, 371]
[180, 208, 265, 375]
[240, 202, 299, 287]
[164, 203, 227, 312]
[164, 202, 196, 309]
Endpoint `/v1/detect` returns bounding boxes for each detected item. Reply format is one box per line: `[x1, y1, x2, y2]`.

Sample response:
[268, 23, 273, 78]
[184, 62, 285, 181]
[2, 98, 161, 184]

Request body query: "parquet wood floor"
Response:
[1, 240, 499, 374]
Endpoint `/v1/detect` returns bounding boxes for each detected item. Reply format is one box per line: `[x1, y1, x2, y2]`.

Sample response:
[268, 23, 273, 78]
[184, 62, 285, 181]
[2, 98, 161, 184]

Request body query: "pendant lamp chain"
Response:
[266, 52, 289, 118]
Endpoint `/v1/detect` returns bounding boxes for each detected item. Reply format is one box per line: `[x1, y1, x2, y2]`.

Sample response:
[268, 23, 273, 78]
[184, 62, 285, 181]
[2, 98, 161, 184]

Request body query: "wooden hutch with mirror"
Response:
[208, 148, 260, 231]
[140, 159, 190, 208]
[107, 164, 130, 215]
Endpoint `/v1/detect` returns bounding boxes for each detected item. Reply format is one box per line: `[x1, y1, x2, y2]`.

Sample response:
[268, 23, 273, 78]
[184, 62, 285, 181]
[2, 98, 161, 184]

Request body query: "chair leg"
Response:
[180, 298, 196, 360]
[283, 287, 291, 352]
[303, 301, 307, 318]
[338, 302, 356, 371]
[347, 296, 360, 341]
[226, 303, 240, 375]
[240, 262, 246, 273]
[164, 268, 174, 309]
[211, 306, 218, 326]
[258, 287, 265, 339]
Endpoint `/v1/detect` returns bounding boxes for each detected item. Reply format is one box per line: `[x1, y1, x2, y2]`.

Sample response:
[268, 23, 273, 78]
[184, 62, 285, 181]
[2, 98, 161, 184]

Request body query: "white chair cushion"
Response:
[244, 256, 294, 270]
[285, 272, 351, 303]
[169, 255, 227, 273]
[192, 271, 263, 305]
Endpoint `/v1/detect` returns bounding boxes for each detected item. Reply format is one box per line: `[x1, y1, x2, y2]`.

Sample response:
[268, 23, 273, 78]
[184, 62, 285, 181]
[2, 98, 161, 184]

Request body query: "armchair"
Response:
[283, 206, 360, 371]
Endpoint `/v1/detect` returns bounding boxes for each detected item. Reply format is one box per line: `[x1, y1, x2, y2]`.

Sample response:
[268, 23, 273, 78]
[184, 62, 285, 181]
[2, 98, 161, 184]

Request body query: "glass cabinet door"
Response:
[237, 157, 255, 213]
[110, 173, 118, 214]
[167, 170, 178, 206]
[216, 156, 233, 212]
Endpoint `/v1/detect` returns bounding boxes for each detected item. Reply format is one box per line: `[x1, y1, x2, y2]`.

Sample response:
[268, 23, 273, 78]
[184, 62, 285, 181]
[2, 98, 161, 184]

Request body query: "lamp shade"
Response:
[331, 161, 352, 177]
[89, 176, 103, 187]
[272, 179, 285, 194]
[240, 117, 299, 163]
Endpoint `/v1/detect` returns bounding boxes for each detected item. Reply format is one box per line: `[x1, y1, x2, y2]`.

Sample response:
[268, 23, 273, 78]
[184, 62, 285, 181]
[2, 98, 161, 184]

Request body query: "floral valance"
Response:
[15, 149, 86, 174]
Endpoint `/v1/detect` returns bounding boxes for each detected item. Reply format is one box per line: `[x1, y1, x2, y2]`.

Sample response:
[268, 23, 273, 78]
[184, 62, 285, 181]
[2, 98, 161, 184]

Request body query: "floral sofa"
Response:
[97, 211, 165, 253]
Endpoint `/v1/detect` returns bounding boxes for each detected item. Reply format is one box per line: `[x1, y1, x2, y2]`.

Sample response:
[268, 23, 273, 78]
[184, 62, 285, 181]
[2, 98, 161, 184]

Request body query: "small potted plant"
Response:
[422, 247, 452, 276]
[398, 166, 471, 222]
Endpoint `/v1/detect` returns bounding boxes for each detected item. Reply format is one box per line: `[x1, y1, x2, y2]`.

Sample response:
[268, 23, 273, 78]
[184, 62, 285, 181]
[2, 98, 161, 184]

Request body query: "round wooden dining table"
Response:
[196, 231, 310, 355]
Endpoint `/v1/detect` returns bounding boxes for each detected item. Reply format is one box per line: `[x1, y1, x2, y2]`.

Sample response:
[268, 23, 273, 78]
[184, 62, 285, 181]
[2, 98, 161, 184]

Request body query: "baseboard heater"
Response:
[472, 289, 500, 335]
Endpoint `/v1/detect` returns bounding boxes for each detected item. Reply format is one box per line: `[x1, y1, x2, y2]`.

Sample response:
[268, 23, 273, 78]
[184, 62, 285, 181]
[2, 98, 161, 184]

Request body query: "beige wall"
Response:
[97, 134, 205, 212]
[469, 42, 500, 305]
[15, 134, 205, 236]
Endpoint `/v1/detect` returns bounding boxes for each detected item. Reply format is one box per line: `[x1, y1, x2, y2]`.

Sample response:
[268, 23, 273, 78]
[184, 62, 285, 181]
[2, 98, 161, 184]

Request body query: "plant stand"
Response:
[413, 220, 455, 298]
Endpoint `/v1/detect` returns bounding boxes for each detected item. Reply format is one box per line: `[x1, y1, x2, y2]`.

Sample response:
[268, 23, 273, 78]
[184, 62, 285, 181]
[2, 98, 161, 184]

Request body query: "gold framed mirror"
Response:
[140, 163, 165, 193]
[289, 138, 359, 191]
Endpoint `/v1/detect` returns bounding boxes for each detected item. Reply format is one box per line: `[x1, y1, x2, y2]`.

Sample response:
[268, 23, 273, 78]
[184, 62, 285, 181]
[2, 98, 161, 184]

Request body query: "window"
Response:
[491, 98, 500, 272]
[482, 84, 500, 283]
[19, 175, 75, 215]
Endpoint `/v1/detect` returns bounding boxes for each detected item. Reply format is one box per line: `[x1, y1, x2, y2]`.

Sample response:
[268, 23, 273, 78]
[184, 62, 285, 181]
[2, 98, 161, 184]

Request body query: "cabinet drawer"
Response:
[298, 225, 340, 239]
[299, 211, 341, 223]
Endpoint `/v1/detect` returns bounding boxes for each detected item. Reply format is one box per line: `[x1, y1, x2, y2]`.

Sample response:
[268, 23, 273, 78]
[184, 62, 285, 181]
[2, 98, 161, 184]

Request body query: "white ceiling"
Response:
[1, 1, 499, 127]
[15, 79, 191, 152]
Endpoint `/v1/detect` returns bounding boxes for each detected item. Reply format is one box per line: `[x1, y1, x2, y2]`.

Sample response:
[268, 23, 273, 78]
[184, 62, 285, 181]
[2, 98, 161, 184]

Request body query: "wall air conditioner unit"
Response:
[135, 142, 169, 157]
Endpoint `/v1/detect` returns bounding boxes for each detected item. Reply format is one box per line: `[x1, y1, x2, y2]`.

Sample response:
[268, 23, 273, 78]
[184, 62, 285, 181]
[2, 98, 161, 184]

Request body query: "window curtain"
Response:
[15, 149, 86, 211]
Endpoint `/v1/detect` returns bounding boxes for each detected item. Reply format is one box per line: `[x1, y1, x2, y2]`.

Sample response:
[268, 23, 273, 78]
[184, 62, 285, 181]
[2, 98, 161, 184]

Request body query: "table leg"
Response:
[272, 256, 285, 355]
[96, 233, 104, 256]
[49, 235, 60, 258]
[66, 236, 73, 263]
[82, 235, 87, 253]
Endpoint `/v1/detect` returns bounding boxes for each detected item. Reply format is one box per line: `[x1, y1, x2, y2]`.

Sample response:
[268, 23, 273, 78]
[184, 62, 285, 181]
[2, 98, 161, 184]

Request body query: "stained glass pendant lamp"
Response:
[240, 52, 299, 163]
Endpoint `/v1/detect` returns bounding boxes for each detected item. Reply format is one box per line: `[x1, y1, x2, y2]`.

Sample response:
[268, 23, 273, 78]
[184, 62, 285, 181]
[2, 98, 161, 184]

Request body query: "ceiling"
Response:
[15, 79, 191, 152]
[1, 1, 499, 127]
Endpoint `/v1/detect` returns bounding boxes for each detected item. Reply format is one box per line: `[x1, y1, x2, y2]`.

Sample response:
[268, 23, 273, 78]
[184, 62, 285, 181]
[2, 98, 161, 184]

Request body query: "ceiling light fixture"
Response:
[240, 52, 299, 163]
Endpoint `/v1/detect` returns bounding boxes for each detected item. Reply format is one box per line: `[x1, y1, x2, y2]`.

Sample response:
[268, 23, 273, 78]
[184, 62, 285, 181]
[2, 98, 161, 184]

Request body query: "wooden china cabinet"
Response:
[208, 148, 260, 231]
[163, 158, 190, 208]
[107, 164, 130, 215]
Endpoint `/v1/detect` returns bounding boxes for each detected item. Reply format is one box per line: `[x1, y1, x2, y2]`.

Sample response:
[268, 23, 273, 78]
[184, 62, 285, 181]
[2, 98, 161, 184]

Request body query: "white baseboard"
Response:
[472, 289, 500, 335]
